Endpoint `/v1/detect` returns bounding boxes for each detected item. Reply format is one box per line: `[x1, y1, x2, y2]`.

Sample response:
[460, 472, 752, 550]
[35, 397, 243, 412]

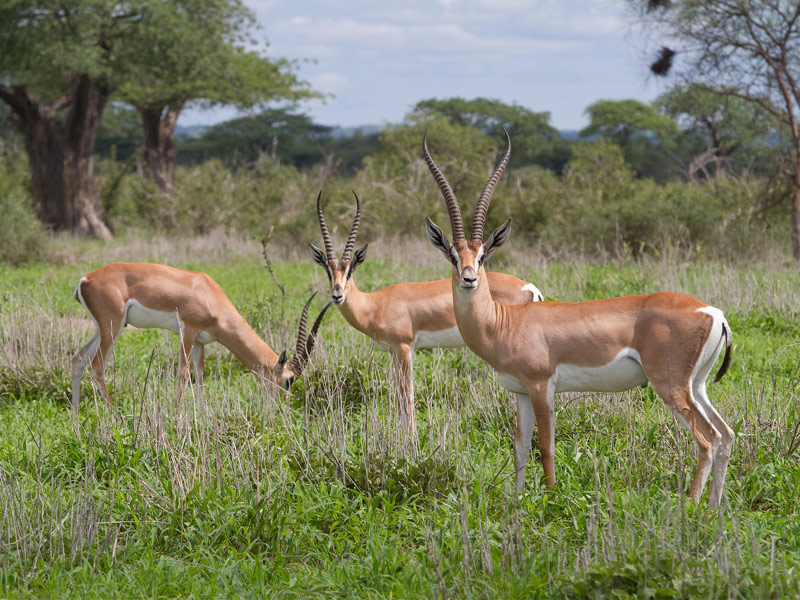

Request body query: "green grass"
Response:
[1, 240, 799, 598]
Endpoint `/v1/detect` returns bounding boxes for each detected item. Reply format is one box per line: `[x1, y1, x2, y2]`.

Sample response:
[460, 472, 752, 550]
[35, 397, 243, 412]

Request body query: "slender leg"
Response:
[652, 381, 720, 501]
[89, 318, 125, 406]
[191, 342, 205, 385]
[693, 380, 733, 506]
[530, 382, 556, 489]
[391, 344, 417, 455]
[71, 329, 101, 413]
[176, 328, 199, 405]
[513, 392, 536, 494]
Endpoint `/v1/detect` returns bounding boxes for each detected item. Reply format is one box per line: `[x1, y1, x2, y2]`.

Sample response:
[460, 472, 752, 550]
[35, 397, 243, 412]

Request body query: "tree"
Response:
[579, 99, 679, 181]
[181, 108, 331, 167]
[580, 99, 677, 147]
[0, 1, 144, 238]
[118, 2, 314, 193]
[655, 84, 776, 178]
[636, 0, 800, 263]
[414, 97, 571, 173]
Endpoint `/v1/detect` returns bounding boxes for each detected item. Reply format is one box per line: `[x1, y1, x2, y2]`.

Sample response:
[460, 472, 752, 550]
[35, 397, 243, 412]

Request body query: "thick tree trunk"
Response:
[139, 104, 181, 193]
[3, 79, 112, 239]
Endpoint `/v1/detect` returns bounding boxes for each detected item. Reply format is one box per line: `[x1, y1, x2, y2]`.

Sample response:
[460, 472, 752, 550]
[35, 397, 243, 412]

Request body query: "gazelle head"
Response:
[277, 292, 332, 390]
[423, 130, 513, 292]
[309, 191, 368, 305]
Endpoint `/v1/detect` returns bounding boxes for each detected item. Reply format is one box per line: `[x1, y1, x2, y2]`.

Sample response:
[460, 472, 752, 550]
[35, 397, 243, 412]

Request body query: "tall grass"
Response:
[1, 238, 799, 597]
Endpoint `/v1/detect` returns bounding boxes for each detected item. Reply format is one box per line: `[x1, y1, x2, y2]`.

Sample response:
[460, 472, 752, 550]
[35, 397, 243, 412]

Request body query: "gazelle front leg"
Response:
[515, 381, 556, 493]
[513, 392, 536, 494]
[191, 342, 205, 386]
[391, 344, 418, 455]
[176, 327, 200, 405]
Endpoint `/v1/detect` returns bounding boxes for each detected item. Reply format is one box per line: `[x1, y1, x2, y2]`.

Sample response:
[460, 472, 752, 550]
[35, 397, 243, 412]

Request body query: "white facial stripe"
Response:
[343, 265, 351, 280]
[475, 246, 485, 265]
[450, 247, 461, 274]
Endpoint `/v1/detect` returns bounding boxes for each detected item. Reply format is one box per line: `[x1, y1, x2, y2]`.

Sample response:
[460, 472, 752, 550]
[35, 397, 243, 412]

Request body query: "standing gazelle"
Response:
[309, 191, 543, 444]
[423, 132, 734, 505]
[71, 262, 331, 411]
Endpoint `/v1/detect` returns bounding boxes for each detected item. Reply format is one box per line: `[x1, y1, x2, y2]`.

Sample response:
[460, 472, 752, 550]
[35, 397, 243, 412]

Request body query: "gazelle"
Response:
[309, 191, 543, 443]
[71, 262, 331, 411]
[423, 132, 734, 505]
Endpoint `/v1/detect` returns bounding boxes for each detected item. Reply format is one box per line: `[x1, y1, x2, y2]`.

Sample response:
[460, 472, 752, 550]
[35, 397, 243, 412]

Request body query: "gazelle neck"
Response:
[214, 315, 279, 376]
[451, 266, 503, 352]
[336, 277, 379, 337]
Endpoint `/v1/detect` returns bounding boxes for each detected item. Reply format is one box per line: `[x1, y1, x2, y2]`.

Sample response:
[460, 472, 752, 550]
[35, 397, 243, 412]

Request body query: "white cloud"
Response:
[177, 0, 661, 130]
[309, 71, 349, 94]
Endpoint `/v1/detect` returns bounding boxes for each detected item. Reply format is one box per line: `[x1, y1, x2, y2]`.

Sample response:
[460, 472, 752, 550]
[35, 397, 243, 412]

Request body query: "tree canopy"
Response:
[414, 97, 571, 173]
[580, 99, 677, 147]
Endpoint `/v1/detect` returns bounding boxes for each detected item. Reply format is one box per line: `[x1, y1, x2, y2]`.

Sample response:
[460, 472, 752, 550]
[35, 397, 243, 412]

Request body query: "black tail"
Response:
[713, 322, 732, 383]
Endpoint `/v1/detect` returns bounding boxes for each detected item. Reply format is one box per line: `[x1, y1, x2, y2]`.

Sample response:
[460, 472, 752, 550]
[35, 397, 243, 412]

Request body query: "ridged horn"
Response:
[472, 130, 511, 241]
[290, 294, 332, 375]
[316, 191, 335, 260]
[423, 129, 465, 241]
[342, 190, 361, 261]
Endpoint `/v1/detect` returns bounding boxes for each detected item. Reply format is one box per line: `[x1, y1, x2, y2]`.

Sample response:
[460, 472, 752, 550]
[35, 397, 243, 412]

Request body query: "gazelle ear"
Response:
[350, 243, 368, 272]
[483, 218, 512, 261]
[425, 217, 454, 264]
[309, 243, 328, 268]
[276, 350, 288, 370]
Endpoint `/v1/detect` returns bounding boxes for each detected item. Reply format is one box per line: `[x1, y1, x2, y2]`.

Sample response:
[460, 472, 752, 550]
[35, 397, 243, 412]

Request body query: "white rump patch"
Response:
[554, 347, 647, 393]
[693, 306, 728, 381]
[522, 283, 544, 302]
[413, 326, 464, 349]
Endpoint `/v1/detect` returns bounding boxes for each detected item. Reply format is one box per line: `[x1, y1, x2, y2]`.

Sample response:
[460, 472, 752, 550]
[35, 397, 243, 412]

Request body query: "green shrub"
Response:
[0, 153, 49, 265]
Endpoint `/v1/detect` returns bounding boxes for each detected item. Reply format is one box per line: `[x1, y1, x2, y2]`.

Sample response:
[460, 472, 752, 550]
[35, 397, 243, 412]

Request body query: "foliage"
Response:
[635, 0, 800, 262]
[0, 153, 49, 265]
[178, 108, 380, 173]
[415, 97, 572, 173]
[580, 99, 678, 147]
[655, 83, 780, 178]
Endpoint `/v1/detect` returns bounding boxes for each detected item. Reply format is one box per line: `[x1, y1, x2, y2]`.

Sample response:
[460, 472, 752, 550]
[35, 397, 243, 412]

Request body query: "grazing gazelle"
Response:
[423, 132, 734, 505]
[71, 262, 331, 411]
[309, 191, 543, 442]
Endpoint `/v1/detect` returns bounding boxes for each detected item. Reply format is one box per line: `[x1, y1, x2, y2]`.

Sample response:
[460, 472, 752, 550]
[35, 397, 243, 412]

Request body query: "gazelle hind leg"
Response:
[652, 381, 720, 502]
[690, 325, 733, 505]
[71, 329, 101, 413]
[89, 321, 125, 405]
[693, 381, 733, 505]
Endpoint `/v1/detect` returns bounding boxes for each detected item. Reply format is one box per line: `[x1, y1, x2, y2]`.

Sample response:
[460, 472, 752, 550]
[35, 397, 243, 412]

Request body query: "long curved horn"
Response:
[472, 130, 511, 241]
[288, 292, 316, 374]
[423, 129, 465, 241]
[316, 191, 335, 260]
[342, 190, 361, 261]
[290, 295, 332, 375]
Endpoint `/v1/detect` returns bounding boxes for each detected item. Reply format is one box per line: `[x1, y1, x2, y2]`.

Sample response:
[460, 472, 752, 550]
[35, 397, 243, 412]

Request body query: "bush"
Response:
[0, 152, 49, 265]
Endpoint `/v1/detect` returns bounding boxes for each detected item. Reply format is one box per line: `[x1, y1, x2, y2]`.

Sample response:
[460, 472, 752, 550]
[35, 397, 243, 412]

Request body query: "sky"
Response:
[179, 0, 664, 132]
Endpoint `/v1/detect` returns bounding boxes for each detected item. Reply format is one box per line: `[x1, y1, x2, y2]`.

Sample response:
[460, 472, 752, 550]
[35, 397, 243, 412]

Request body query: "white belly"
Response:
[554, 348, 647, 393]
[413, 326, 465, 349]
[124, 300, 214, 344]
[497, 372, 528, 394]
